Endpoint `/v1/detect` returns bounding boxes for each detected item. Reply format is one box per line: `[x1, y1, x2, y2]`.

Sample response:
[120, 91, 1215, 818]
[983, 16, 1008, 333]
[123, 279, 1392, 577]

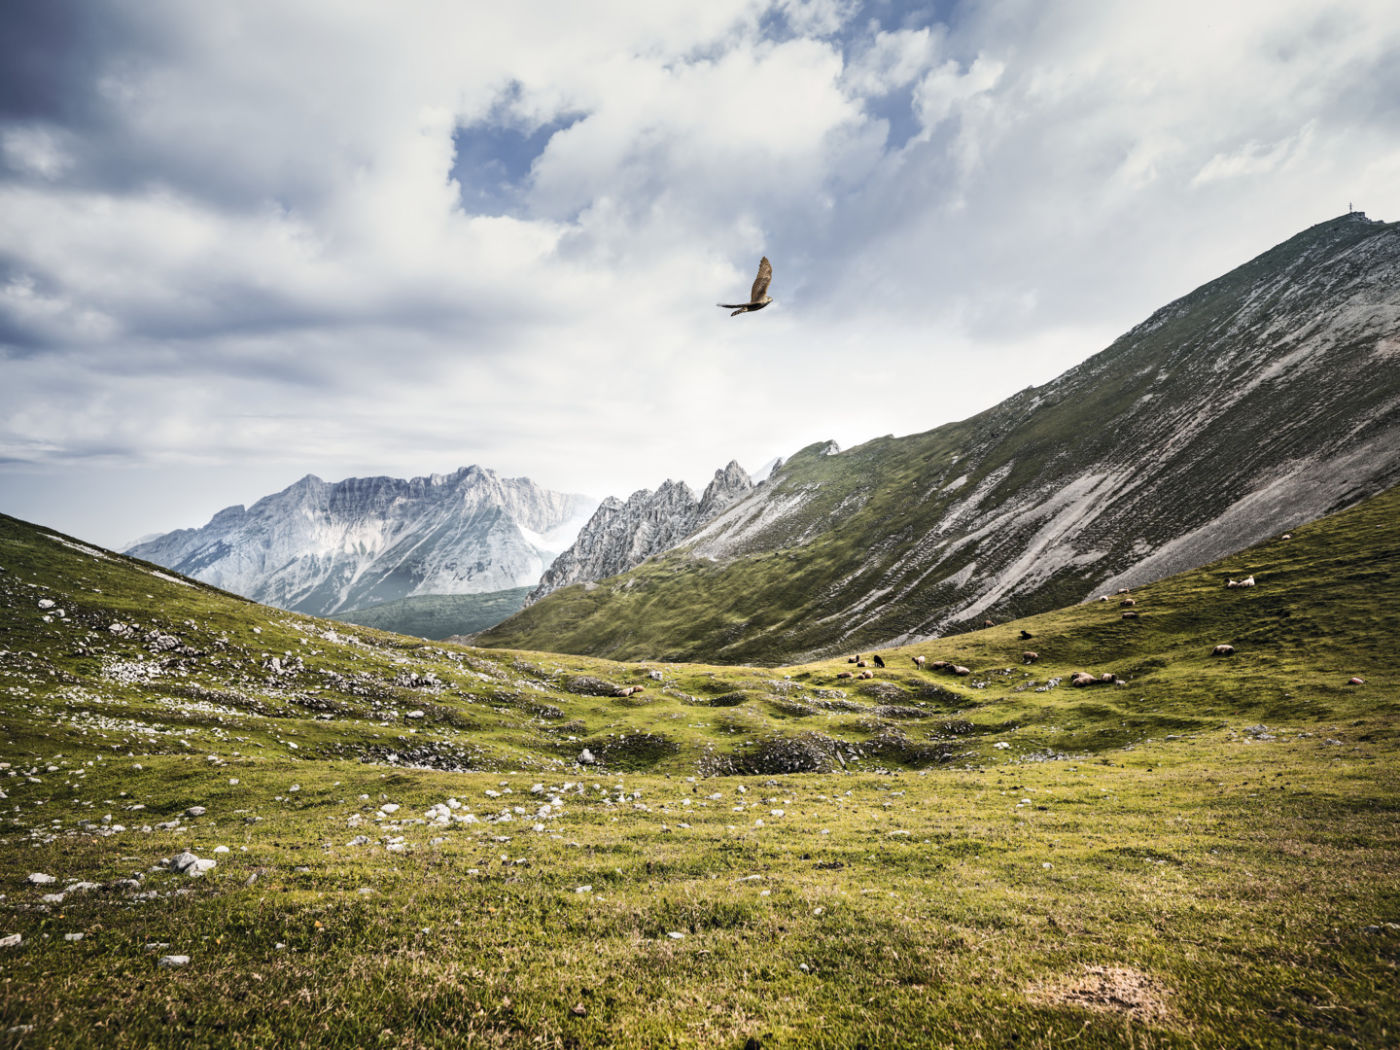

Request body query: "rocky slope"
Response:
[127, 467, 595, 617]
[525, 460, 754, 604]
[479, 212, 1400, 664]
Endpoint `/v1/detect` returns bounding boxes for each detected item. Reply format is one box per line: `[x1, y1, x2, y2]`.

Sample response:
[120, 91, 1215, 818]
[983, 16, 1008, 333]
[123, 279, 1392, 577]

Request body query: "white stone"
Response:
[0, 933, 20, 948]
[157, 955, 190, 968]
[25, 873, 56, 885]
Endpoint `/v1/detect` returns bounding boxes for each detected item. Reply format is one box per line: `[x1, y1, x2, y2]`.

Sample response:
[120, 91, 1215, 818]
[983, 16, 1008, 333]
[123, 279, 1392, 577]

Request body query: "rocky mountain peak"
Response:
[526, 460, 758, 604]
[127, 466, 596, 616]
[699, 461, 755, 520]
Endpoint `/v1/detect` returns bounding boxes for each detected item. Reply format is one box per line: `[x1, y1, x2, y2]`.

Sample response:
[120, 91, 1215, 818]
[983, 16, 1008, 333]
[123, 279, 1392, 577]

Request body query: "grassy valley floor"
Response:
[1, 488, 1398, 1048]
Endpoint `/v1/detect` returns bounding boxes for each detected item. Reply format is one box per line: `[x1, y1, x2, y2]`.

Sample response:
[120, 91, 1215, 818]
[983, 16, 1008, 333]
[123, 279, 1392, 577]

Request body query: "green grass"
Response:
[1, 486, 1398, 1048]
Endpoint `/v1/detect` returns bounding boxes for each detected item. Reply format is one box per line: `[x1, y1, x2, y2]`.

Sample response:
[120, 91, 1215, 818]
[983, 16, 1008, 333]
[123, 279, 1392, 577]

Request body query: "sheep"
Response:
[912, 655, 926, 667]
[1022, 651, 1039, 664]
[1019, 629, 1034, 640]
[1281, 533, 1292, 541]
[930, 660, 950, 670]
[1099, 596, 1110, 602]
[847, 656, 860, 664]
[873, 654, 885, 668]
[1070, 671, 1121, 687]
[1239, 575, 1255, 588]
[858, 670, 875, 680]
[836, 671, 854, 680]
[1212, 644, 1235, 657]
[983, 619, 996, 628]
[1349, 676, 1365, 685]
[856, 660, 868, 669]
[951, 665, 971, 676]
[1120, 597, 1136, 607]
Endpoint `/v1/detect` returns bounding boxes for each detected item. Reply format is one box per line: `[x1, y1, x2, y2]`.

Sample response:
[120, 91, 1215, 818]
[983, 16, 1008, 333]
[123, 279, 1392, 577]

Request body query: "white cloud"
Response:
[2, 0, 1400, 548]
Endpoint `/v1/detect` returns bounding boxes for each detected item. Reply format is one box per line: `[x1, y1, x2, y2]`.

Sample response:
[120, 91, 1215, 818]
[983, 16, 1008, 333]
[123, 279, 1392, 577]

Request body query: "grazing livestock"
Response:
[1281, 533, 1292, 540]
[1071, 671, 1121, 687]
[1226, 575, 1257, 589]
[856, 660, 868, 669]
[858, 670, 875, 679]
[1099, 596, 1110, 602]
[847, 656, 859, 664]
[1020, 630, 1034, 640]
[1022, 651, 1039, 664]
[952, 665, 971, 676]
[1349, 676, 1365, 685]
[912, 655, 926, 667]
[873, 654, 886, 668]
[1122, 611, 1139, 619]
[930, 660, 950, 670]
[1212, 644, 1235, 657]
[836, 671, 854, 680]
[1120, 598, 1136, 607]
[983, 619, 996, 628]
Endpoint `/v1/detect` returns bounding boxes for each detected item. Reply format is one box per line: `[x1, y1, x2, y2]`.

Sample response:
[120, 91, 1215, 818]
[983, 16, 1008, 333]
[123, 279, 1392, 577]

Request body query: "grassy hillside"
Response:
[479, 214, 1400, 665]
[0, 490, 1397, 1048]
[331, 587, 532, 640]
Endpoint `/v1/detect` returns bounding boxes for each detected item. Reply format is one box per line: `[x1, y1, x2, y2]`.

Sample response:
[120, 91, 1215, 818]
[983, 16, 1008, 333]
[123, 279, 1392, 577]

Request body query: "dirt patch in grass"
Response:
[1029, 966, 1172, 1022]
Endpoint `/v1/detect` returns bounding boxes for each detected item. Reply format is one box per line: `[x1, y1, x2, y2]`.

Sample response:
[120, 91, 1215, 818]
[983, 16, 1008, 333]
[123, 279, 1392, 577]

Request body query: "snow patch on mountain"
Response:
[128, 467, 595, 616]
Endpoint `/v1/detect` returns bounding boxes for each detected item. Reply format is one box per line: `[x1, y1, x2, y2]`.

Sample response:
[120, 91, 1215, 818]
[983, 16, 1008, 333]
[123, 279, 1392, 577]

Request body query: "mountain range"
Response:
[477, 211, 1400, 664]
[527, 460, 757, 604]
[126, 466, 595, 617]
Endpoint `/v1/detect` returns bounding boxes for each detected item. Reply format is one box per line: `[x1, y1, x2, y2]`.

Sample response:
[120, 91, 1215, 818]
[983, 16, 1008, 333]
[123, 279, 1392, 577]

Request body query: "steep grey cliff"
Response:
[127, 467, 595, 616]
[527, 461, 753, 603]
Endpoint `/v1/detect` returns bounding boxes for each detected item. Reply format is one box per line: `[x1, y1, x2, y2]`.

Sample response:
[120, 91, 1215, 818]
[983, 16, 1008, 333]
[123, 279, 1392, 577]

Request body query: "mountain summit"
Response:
[526, 461, 754, 604]
[480, 212, 1400, 664]
[127, 466, 595, 616]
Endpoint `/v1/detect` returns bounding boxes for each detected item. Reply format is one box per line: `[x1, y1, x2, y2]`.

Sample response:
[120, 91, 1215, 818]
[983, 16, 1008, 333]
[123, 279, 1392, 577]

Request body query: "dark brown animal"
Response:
[1019, 630, 1033, 641]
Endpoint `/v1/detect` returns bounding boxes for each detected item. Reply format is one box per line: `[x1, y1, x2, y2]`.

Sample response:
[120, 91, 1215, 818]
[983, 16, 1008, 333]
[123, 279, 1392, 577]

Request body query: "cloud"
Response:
[2, 0, 1400, 548]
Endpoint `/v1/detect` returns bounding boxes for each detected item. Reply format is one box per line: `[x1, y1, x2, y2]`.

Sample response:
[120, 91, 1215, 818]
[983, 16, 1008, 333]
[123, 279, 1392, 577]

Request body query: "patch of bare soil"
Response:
[1029, 966, 1172, 1022]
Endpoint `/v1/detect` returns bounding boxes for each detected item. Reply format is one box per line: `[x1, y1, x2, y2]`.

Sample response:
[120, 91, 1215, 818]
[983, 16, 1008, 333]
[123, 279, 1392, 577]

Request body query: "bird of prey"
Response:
[718, 256, 774, 316]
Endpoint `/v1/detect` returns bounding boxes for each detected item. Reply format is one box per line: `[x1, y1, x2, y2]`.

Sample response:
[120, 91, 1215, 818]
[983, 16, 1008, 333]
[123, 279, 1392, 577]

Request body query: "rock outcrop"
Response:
[527, 461, 753, 603]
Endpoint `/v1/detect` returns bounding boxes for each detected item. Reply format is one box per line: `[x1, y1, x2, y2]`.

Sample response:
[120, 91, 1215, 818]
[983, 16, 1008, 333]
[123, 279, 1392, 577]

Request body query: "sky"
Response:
[3, 0, 1399, 549]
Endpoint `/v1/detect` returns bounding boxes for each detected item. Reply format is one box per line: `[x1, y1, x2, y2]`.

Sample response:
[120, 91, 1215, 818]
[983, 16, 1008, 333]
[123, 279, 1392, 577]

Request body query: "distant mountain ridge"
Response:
[526, 460, 756, 604]
[479, 212, 1400, 664]
[127, 466, 595, 617]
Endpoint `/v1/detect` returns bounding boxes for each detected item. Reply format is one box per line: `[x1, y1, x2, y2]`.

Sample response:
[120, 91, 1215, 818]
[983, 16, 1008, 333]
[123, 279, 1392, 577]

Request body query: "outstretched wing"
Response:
[749, 256, 772, 302]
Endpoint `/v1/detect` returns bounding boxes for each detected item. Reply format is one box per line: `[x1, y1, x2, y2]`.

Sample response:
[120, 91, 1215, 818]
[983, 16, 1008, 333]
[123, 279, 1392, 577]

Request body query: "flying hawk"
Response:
[718, 256, 773, 316]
